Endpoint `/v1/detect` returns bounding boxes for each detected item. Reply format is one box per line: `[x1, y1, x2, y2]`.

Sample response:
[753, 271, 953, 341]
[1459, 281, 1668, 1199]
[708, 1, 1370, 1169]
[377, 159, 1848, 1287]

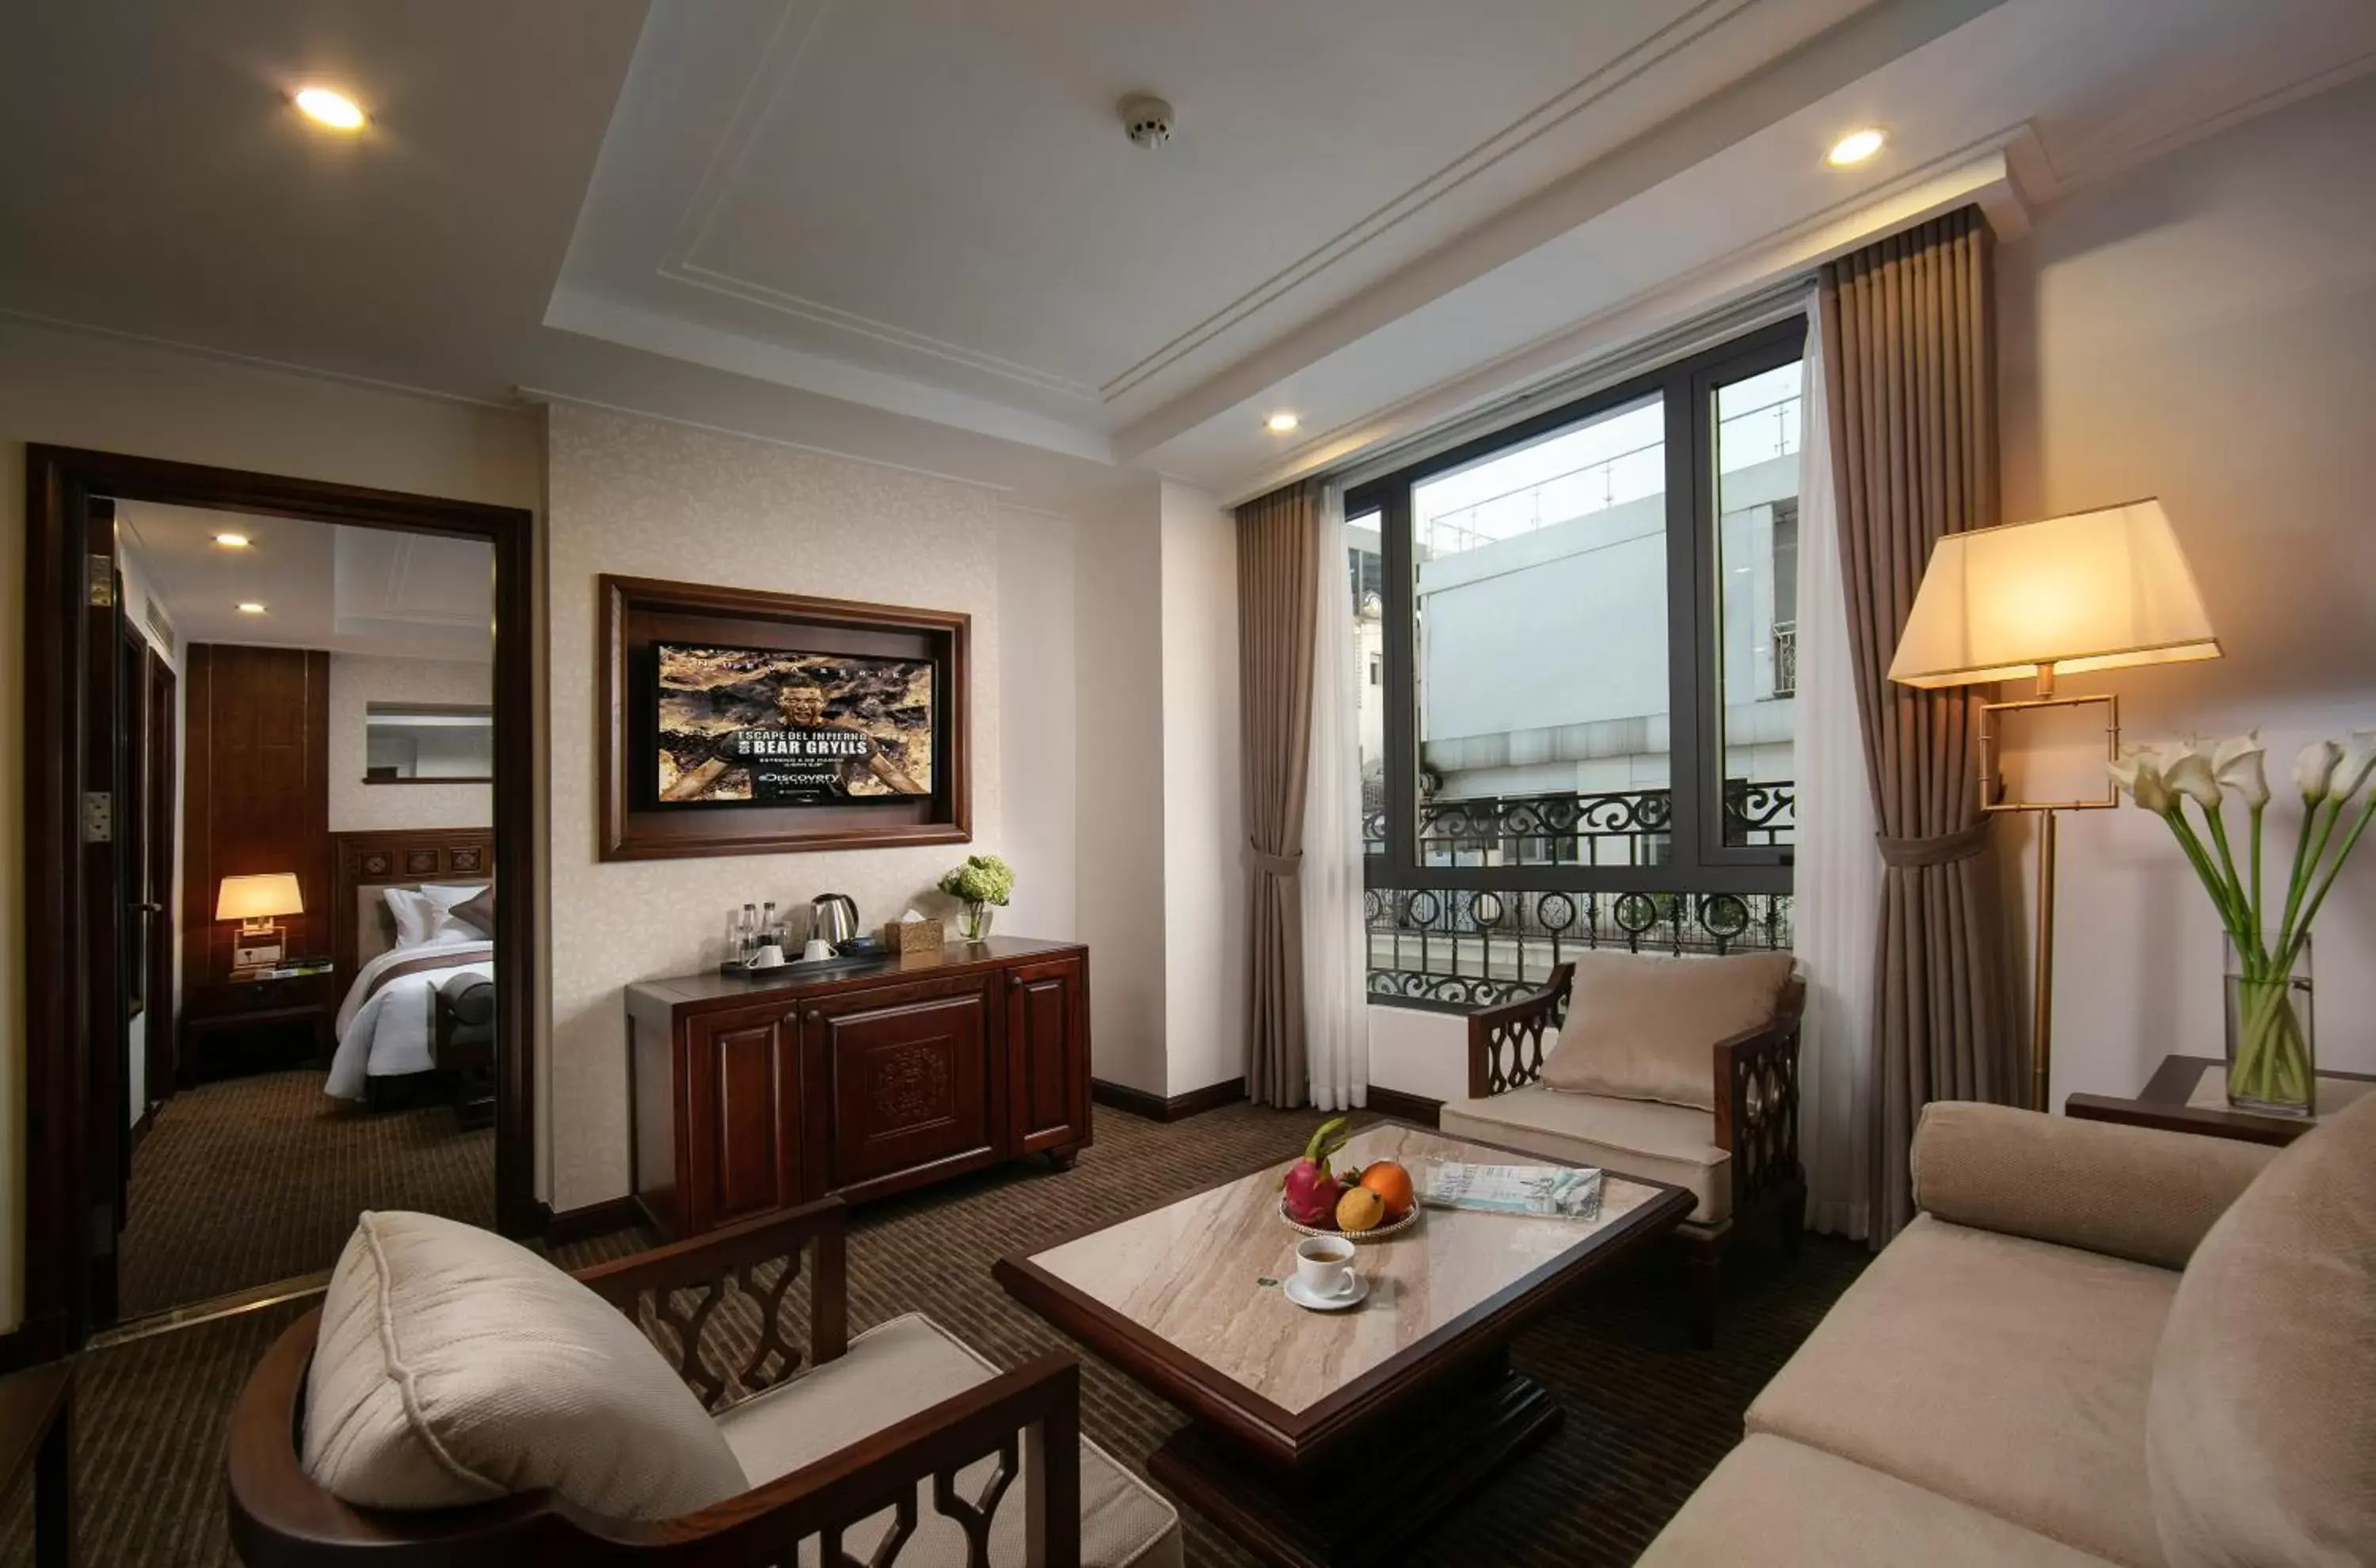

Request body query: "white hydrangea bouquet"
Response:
[2109, 732, 2374, 1114]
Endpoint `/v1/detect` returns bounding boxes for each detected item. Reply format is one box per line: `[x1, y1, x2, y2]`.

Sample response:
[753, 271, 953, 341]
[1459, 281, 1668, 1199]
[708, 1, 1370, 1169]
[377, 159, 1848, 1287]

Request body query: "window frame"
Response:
[1345, 314, 1803, 901]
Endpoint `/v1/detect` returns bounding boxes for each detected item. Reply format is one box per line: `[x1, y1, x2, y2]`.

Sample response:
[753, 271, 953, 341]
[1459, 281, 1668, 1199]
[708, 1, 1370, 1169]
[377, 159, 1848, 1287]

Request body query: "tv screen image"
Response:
[653, 641, 935, 807]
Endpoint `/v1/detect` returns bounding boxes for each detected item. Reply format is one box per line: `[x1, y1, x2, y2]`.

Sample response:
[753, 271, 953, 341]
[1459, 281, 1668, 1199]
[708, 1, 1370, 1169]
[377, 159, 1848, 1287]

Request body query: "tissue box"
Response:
[888, 917, 944, 954]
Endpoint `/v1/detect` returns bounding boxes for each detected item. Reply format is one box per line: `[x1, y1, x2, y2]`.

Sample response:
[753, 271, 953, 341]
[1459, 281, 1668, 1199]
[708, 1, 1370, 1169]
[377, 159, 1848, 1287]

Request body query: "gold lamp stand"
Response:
[1979, 662, 2120, 1112]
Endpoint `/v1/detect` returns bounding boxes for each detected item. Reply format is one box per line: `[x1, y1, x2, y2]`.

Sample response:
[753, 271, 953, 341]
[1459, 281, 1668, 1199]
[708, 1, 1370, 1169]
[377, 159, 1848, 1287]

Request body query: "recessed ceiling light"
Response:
[1266, 411, 1300, 434]
[237, 602, 268, 615]
[1826, 127, 1886, 168]
[213, 532, 252, 549]
[294, 86, 367, 131]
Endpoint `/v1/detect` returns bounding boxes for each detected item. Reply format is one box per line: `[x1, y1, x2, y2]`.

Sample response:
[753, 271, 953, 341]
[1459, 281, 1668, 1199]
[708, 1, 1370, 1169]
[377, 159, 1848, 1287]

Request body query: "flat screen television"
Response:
[649, 641, 936, 809]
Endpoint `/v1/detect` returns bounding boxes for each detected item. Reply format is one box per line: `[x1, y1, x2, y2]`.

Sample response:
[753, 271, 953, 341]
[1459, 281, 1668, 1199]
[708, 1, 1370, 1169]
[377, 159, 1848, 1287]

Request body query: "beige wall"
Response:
[993, 508, 1080, 943]
[327, 654, 495, 832]
[1997, 74, 2376, 1103]
[0, 315, 543, 1333]
[543, 403, 1010, 1210]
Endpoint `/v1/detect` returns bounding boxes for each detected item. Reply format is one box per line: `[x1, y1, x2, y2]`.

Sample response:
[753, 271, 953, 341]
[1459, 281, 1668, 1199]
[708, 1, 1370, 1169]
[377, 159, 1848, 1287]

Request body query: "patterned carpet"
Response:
[117, 1068, 494, 1320]
[6, 1102, 1866, 1566]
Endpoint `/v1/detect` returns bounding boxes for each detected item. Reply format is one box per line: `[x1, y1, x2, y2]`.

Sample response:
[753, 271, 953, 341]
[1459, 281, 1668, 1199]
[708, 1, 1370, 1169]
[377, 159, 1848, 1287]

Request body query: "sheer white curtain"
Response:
[1794, 293, 1880, 1239]
[1302, 482, 1369, 1111]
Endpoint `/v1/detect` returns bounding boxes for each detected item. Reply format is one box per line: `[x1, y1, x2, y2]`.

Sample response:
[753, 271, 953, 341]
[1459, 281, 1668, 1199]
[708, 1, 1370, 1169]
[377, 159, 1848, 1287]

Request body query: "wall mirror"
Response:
[364, 702, 494, 782]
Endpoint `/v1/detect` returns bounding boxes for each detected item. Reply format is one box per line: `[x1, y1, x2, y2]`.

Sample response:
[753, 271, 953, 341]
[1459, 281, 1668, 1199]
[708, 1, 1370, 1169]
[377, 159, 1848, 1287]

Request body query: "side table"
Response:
[2066, 1053, 2375, 1147]
[180, 961, 339, 1086]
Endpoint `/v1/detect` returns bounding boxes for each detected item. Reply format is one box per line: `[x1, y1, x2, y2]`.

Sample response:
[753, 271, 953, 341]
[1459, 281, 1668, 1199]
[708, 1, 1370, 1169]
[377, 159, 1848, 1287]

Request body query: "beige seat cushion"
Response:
[1439, 1087, 1731, 1223]
[1540, 951, 1794, 1109]
[2148, 1092, 2376, 1567]
[1747, 1214, 2176, 1567]
[717, 1313, 1182, 1568]
[303, 1210, 746, 1520]
[1639, 1434, 2120, 1567]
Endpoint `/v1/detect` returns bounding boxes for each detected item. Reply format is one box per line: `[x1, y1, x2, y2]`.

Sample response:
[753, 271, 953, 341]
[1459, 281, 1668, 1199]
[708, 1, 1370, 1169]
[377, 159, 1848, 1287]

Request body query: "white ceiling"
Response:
[118, 503, 493, 661]
[4, 0, 2373, 512]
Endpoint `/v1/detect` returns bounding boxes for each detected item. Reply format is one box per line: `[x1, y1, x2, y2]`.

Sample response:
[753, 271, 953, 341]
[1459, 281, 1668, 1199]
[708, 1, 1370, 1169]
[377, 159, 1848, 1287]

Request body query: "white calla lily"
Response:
[2331, 730, 2376, 803]
[2294, 740, 2343, 805]
[2163, 746, 2222, 809]
[2129, 752, 2176, 815]
[2212, 731, 2270, 809]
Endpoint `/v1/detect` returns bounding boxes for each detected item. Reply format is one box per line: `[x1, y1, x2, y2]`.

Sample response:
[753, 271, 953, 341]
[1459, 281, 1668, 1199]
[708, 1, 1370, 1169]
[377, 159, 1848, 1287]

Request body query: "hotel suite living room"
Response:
[2, 2, 2374, 1565]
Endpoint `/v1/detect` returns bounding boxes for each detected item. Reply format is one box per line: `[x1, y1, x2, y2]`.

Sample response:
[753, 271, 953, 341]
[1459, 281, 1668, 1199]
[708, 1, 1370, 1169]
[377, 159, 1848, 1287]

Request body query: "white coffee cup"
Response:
[1293, 1235, 1357, 1300]
[802, 938, 836, 962]
[752, 942, 786, 969]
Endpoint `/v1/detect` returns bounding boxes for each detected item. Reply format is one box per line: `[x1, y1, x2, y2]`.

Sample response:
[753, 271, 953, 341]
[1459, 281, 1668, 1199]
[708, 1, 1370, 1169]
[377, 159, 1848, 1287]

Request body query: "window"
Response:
[1347, 319, 1800, 1007]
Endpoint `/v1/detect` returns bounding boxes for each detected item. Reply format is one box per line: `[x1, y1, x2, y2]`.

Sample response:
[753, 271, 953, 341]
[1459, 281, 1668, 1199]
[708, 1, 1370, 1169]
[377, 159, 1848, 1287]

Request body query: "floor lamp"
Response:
[1887, 500, 2222, 1112]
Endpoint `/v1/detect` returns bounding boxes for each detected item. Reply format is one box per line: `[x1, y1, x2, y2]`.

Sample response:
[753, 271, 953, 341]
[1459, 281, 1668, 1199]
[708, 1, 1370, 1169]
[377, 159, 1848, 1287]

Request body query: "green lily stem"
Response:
[2279, 789, 2376, 974]
[2163, 809, 2249, 943]
[2248, 801, 2265, 945]
[2275, 798, 2336, 962]
[2199, 804, 2256, 960]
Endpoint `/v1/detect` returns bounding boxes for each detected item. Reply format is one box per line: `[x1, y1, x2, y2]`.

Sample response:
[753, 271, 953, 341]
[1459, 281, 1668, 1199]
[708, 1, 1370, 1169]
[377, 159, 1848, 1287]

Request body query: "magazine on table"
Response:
[1421, 1160, 1603, 1220]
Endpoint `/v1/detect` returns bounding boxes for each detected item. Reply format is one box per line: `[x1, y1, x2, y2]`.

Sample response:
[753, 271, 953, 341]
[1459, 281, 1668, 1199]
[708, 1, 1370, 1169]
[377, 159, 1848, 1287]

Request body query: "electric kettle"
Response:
[809, 893, 859, 951]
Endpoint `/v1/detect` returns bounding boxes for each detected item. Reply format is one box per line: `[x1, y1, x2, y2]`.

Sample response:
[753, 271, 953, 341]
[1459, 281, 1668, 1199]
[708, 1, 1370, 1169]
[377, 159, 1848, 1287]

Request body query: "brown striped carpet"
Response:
[118, 1068, 494, 1320]
[5, 1102, 1865, 1566]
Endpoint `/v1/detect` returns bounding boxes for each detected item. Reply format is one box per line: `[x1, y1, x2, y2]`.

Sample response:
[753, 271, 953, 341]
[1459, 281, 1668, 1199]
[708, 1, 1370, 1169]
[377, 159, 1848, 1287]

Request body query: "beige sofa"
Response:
[1640, 1096, 2375, 1567]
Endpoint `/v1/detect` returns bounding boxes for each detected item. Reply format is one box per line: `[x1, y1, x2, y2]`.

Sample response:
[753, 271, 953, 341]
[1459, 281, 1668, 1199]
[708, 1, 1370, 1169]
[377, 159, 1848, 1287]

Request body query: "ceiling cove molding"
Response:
[1090, 0, 1776, 403]
[645, 0, 1784, 410]
[1220, 138, 2025, 507]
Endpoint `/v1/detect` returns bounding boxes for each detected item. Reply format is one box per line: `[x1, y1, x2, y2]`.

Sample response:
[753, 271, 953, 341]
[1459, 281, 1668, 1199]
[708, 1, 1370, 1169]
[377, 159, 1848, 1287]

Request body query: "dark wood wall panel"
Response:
[181, 645, 333, 988]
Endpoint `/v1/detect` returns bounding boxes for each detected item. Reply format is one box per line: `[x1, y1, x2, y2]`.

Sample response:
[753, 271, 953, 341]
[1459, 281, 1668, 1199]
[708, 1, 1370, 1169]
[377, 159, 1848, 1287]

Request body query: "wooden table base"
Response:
[1148, 1361, 1561, 1568]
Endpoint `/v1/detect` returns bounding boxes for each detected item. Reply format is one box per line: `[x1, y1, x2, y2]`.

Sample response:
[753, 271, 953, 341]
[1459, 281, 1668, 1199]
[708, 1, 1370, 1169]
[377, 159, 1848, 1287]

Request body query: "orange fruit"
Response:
[1335, 1186, 1385, 1233]
[1358, 1161, 1415, 1221]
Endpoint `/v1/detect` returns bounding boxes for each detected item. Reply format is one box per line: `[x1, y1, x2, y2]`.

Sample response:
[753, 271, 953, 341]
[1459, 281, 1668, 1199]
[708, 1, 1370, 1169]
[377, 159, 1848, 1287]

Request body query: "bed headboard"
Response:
[332, 828, 495, 986]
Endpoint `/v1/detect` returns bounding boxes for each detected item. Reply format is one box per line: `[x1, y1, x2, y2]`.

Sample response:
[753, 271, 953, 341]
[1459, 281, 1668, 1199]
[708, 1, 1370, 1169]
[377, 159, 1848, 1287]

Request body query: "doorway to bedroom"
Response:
[21, 446, 537, 1351]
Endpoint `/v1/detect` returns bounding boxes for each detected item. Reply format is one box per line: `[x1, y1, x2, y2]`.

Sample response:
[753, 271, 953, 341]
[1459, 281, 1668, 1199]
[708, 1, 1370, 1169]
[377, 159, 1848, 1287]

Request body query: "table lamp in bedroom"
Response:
[219, 872, 304, 970]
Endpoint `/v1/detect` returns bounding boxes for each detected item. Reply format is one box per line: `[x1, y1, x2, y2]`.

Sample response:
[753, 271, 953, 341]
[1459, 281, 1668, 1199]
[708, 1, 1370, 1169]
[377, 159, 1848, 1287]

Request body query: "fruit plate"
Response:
[1278, 1201, 1422, 1245]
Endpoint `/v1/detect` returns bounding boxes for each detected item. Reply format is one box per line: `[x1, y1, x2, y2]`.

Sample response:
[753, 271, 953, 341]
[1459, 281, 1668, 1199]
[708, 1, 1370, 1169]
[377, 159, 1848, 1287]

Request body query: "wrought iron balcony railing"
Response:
[1772, 619, 1798, 698]
[1365, 886, 1794, 1009]
[1363, 779, 1794, 864]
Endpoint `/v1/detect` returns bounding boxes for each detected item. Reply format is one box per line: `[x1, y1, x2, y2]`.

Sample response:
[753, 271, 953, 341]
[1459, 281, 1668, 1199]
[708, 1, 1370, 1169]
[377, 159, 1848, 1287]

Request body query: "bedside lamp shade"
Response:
[1887, 500, 2221, 688]
[217, 873, 304, 923]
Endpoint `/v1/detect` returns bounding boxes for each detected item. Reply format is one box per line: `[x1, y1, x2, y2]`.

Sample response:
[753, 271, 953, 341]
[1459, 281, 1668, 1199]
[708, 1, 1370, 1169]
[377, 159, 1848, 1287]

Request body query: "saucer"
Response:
[1284, 1274, 1369, 1312]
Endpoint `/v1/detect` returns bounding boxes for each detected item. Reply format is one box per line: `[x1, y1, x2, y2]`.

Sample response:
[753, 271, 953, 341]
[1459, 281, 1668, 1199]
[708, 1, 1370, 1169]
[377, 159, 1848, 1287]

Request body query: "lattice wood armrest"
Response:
[1466, 961, 1575, 1099]
[1712, 979, 1806, 1209]
[575, 1200, 850, 1410]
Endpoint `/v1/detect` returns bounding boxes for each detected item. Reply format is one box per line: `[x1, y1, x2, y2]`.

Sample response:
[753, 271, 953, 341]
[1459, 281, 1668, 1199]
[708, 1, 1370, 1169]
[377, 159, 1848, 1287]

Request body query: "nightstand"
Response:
[181, 961, 339, 1085]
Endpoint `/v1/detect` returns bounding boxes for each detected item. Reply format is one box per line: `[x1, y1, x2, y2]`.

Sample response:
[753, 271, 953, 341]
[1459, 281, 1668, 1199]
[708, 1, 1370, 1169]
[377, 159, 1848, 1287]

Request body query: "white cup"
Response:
[1293, 1235, 1357, 1300]
[752, 942, 786, 969]
[802, 938, 836, 962]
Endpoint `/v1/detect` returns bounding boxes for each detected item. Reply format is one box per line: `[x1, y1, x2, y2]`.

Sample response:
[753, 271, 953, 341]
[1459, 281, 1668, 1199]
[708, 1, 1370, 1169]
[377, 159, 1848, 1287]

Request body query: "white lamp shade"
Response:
[1887, 500, 2221, 688]
[216, 872, 304, 922]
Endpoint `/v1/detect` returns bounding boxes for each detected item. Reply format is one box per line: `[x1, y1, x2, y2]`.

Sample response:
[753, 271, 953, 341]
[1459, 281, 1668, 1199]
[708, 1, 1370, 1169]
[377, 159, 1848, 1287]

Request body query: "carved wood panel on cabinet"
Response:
[807, 979, 1000, 1201]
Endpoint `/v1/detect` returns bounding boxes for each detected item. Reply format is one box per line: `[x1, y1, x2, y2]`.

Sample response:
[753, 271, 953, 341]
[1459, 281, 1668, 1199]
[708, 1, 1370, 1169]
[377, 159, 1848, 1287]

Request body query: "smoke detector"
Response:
[1119, 94, 1175, 149]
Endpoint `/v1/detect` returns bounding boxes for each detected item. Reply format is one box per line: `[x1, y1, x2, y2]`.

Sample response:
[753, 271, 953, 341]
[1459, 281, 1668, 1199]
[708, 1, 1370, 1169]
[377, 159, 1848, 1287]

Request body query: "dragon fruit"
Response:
[1281, 1116, 1353, 1227]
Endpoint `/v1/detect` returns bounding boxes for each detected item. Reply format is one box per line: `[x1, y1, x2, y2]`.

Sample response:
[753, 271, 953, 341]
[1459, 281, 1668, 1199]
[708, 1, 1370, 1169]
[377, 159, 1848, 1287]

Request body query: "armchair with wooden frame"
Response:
[227, 1199, 1181, 1567]
[1441, 961, 1807, 1349]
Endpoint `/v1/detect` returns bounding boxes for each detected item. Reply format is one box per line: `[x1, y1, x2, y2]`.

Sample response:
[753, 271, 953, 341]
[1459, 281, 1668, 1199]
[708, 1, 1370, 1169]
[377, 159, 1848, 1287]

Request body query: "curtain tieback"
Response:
[1244, 841, 1304, 878]
[1876, 819, 1993, 869]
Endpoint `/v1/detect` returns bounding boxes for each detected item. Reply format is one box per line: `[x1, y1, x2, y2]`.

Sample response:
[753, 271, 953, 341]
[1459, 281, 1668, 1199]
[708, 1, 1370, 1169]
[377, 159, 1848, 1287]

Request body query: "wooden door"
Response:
[683, 1003, 802, 1235]
[82, 500, 127, 1324]
[1006, 954, 1090, 1155]
[144, 650, 178, 1110]
[808, 977, 1000, 1201]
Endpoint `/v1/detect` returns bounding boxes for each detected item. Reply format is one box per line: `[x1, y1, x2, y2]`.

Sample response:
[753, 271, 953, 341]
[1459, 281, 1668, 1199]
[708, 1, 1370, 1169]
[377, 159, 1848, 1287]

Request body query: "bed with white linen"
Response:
[326, 831, 497, 1106]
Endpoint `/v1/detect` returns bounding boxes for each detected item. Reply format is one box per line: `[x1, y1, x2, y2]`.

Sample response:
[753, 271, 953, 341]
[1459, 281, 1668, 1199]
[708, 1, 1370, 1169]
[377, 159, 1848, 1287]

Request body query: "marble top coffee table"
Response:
[994, 1119, 1693, 1567]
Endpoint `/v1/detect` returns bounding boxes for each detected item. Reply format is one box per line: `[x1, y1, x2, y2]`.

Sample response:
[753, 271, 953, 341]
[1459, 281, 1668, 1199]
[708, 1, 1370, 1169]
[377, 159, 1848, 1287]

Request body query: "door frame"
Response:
[17, 443, 540, 1357]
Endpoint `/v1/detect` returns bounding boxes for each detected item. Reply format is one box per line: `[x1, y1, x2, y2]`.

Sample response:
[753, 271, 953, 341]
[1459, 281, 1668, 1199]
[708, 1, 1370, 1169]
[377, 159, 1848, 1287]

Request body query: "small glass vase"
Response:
[958, 900, 996, 942]
[2225, 932, 2313, 1117]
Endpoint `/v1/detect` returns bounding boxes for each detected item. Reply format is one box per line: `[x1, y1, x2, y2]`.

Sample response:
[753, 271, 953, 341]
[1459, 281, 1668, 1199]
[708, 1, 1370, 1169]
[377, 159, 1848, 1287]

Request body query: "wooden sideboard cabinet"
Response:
[625, 937, 1091, 1239]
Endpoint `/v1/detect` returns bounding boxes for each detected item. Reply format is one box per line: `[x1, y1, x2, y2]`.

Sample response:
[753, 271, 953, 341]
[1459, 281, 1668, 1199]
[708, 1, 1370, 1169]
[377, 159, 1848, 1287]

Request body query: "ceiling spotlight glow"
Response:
[1826, 127, 1886, 167]
[214, 532, 252, 549]
[237, 602, 268, 615]
[1265, 411, 1300, 434]
[294, 86, 367, 131]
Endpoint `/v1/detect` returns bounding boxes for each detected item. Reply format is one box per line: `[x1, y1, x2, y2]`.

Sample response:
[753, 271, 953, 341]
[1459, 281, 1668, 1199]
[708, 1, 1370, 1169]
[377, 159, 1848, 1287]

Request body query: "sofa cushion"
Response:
[1540, 951, 1794, 1110]
[303, 1210, 746, 1520]
[716, 1312, 1182, 1568]
[1746, 1214, 2176, 1567]
[1439, 1087, 1731, 1224]
[2147, 1091, 2376, 1567]
[1639, 1435, 2120, 1567]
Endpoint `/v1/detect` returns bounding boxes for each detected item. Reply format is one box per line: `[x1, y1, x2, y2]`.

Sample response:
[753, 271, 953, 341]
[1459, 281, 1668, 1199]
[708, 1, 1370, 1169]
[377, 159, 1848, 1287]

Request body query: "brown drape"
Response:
[1236, 482, 1320, 1108]
[1822, 206, 2018, 1244]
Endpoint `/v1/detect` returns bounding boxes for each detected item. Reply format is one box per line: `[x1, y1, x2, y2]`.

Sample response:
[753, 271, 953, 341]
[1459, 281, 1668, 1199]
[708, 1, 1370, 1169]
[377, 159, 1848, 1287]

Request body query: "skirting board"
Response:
[1365, 1086, 1443, 1128]
[1091, 1076, 1247, 1123]
[545, 1196, 645, 1246]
